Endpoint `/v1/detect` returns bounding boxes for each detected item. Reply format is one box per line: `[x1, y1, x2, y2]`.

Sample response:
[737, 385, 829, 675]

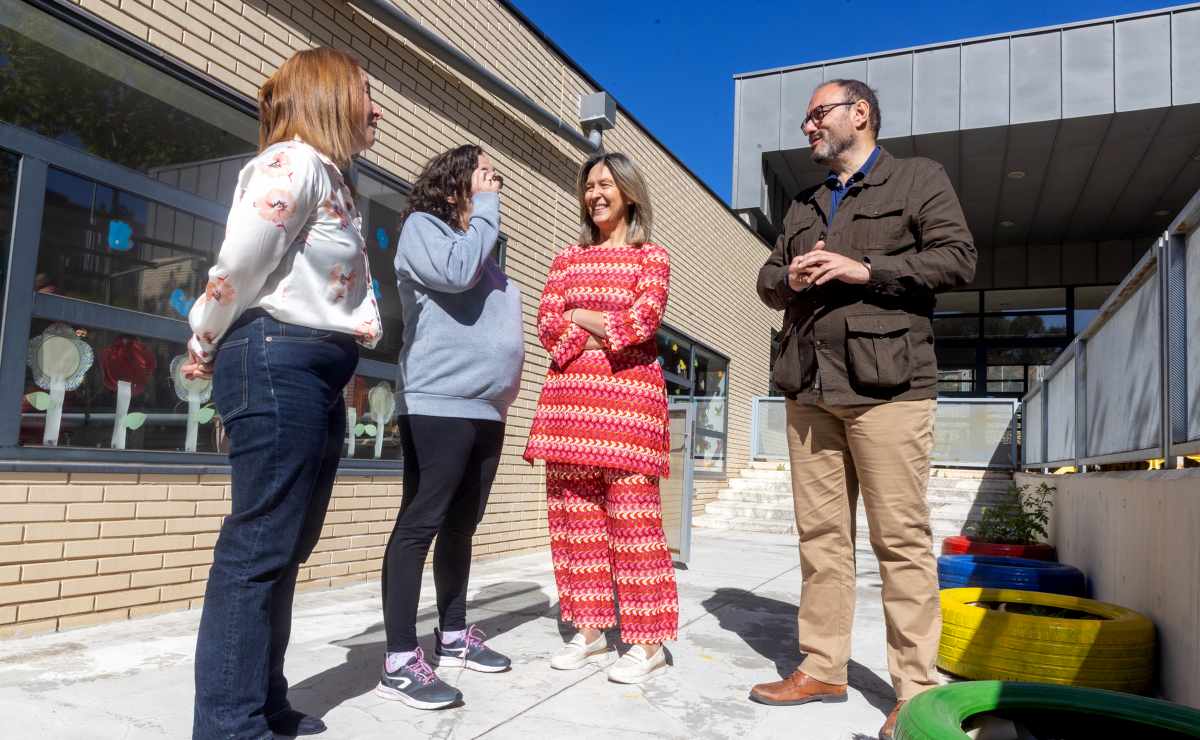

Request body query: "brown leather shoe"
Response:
[748, 669, 848, 706]
[878, 700, 904, 740]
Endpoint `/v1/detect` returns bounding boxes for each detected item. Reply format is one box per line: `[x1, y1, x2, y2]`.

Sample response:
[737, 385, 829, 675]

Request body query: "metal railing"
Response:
[750, 396, 1020, 469]
[1022, 188, 1198, 468]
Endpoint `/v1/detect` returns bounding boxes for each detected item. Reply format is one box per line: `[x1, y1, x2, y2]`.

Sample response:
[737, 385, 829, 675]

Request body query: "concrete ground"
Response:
[0, 530, 913, 739]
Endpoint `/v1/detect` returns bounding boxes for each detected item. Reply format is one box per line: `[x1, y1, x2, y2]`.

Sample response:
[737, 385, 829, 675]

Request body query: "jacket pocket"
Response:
[852, 199, 907, 251]
[785, 214, 822, 259]
[845, 313, 912, 389]
[771, 324, 814, 396]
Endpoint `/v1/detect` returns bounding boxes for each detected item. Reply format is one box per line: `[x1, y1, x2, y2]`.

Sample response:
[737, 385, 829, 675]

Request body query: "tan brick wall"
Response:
[1, 0, 776, 636]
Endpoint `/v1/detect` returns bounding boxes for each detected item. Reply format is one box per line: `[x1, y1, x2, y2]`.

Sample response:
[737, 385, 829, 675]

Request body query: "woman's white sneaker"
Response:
[550, 632, 609, 670]
[606, 645, 667, 684]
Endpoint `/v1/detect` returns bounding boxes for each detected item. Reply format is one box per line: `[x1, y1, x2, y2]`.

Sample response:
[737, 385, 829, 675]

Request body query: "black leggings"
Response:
[382, 414, 505, 652]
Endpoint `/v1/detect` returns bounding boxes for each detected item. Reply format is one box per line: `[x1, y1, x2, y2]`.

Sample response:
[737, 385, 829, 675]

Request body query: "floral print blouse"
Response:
[187, 138, 382, 362]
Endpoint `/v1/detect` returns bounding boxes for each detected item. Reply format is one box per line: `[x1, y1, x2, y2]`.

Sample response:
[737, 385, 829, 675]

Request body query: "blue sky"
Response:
[510, 0, 1183, 203]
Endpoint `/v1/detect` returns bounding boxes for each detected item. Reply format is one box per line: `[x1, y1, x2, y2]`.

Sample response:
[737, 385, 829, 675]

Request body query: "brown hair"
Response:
[258, 47, 369, 170]
[401, 144, 483, 230]
[576, 152, 654, 246]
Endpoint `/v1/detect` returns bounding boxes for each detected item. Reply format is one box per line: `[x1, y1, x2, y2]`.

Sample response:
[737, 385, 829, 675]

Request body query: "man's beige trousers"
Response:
[785, 398, 940, 700]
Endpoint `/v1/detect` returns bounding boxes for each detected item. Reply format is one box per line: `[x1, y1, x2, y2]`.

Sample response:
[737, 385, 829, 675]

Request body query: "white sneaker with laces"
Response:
[606, 644, 668, 684]
[550, 632, 609, 670]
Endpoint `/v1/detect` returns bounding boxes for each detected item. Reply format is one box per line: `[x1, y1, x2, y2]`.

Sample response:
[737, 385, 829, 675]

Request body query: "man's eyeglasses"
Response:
[802, 101, 855, 128]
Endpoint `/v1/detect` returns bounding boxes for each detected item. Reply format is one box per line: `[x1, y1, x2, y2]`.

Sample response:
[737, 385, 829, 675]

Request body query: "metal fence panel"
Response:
[932, 399, 1018, 468]
[1086, 273, 1162, 458]
[752, 397, 1018, 468]
[1047, 357, 1076, 462]
[1025, 389, 1044, 465]
[752, 397, 789, 460]
[1189, 226, 1200, 443]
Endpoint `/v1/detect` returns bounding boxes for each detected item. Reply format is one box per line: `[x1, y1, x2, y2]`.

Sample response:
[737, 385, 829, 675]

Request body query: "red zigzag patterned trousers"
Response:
[545, 463, 679, 643]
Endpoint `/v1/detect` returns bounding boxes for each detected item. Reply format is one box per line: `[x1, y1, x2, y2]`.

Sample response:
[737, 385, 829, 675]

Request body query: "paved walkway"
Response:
[0, 530, 908, 739]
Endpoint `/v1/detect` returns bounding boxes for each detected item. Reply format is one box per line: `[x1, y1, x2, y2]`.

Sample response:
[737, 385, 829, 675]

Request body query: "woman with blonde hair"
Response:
[524, 152, 678, 684]
[186, 47, 382, 739]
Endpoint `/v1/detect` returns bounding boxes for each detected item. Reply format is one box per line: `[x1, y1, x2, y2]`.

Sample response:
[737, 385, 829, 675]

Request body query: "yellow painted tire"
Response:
[938, 588, 1155, 693]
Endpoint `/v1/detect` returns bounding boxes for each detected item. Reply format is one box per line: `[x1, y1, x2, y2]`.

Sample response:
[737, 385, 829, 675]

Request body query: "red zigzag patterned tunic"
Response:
[523, 242, 671, 475]
[524, 242, 678, 643]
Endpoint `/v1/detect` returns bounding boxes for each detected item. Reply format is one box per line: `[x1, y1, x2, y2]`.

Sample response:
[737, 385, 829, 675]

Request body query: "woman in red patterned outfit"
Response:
[524, 152, 677, 684]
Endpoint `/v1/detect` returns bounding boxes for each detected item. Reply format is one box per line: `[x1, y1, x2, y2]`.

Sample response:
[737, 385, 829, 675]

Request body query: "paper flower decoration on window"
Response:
[375, 227, 389, 250]
[360, 382, 397, 459]
[169, 289, 196, 318]
[100, 337, 157, 449]
[169, 354, 215, 452]
[26, 323, 93, 446]
[107, 220, 133, 251]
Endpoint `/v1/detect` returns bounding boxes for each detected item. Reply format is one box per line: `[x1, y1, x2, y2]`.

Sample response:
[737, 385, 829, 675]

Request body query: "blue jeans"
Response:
[193, 311, 358, 740]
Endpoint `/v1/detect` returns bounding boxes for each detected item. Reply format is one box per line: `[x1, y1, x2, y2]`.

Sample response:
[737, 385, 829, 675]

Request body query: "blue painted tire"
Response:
[937, 554, 1086, 596]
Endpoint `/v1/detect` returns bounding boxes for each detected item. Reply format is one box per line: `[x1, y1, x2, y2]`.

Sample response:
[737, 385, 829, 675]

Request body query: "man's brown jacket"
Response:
[757, 147, 976, 405]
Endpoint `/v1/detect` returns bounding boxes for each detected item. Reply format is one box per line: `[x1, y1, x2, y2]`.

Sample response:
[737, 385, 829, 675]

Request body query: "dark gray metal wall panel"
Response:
[913, 132, 960, 192]
[1115, 15, 1172, 111]
[779, 67, 825, 150]
[869, 54, 914, 140]
[732, 75, 781, 211]
[823, 60, 867, 83]
[1062, 242, 1099, 285]
[1112, 106, 1200, 236]
[997, 120, 1058, 248]
[992, 245, 1027, 287]
[1097, 240, 1135, 282]
[1063, 25, 1115, 117]
[1031, 115, 1110, 245]
[1011, 32, 1061, 124]
[958, 126, 1008, 255]
[962, 39, 1011, 129]
[913, 47, 961, 135]
[1071, 109, 1165, 241]
[1173, 10, 1200, 105]
[1027, 243, 1063, 287]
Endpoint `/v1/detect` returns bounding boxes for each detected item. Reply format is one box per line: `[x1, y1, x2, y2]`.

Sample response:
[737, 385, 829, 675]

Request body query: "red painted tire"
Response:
[941, 536, 1056, 561]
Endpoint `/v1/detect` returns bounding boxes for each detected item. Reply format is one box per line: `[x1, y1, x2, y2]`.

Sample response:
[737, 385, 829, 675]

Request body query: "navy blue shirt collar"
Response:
[824, 146, 881, 191]
[823, 146, 880, 225]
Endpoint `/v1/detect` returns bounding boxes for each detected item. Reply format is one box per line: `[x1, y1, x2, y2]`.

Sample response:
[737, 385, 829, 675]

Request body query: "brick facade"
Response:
[0, 0, 777, 637]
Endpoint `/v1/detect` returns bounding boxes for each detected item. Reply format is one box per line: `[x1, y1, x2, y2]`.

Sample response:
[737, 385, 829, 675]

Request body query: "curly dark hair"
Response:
[400, 144, 482, 230]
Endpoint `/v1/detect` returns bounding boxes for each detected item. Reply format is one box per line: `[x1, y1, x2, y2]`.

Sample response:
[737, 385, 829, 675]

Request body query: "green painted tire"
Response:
[895, 681, 1200, 740]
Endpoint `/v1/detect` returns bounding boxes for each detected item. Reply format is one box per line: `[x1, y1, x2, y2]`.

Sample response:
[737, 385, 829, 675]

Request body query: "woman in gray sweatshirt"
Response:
[375, 145, 525, 710]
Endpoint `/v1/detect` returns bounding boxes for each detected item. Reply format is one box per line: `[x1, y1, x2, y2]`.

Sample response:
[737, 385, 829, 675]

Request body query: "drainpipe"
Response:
[347, 0, 608, 154]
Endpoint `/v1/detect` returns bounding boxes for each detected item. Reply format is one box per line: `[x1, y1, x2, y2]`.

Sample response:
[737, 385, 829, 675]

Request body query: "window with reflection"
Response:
[0, 2, 257, 192]
[655, 326, 728, 474]
[342, 374, 402, 460]
[0, 2, 413, 467]
[1074, 285, 1117, 334]
[36, 167, 221, 318]
[20, 320, 222, 453]
[356, 173, 407, 363]
[0, 149, 17, 327]
[938, 368, 974, 394]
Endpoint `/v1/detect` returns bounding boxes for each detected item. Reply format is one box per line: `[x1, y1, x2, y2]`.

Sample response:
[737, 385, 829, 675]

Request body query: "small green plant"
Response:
[965, 482, 1054, 545]
[776, 463, 786, 472]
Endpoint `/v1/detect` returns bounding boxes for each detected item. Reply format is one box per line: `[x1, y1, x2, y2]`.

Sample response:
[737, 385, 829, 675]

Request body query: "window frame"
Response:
[657, 323, 730, 478]
[0, 0, 413, 474]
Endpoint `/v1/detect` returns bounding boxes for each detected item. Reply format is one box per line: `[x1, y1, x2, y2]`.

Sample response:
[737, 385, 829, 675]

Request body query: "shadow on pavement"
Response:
[701, 587, 897, 716]
[289, 580, 551, 720]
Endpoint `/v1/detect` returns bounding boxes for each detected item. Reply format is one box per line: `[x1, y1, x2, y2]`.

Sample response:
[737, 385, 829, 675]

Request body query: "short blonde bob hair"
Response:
[577, 152, 654, 245]
[258, 47, 369, 171]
